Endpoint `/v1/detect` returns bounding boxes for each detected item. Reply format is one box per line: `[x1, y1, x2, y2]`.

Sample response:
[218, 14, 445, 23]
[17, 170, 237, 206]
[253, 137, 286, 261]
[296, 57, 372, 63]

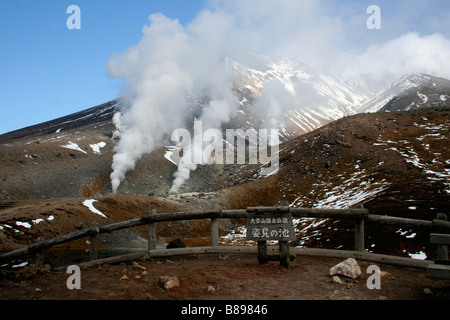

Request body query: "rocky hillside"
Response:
[220, 107, 449, 258]
[1, 104, 448, 262]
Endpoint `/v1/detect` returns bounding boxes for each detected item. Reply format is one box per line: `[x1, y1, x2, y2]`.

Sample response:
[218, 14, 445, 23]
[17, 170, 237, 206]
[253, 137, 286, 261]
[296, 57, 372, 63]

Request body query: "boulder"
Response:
[330, 258, 361, 279]
[166, 238, 186, 249]
[158, 276, 180, 290]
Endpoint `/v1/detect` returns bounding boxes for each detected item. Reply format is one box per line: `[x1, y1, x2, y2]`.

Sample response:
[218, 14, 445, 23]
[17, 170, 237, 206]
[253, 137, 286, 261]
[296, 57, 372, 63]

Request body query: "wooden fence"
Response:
[1, 203, 449, 270]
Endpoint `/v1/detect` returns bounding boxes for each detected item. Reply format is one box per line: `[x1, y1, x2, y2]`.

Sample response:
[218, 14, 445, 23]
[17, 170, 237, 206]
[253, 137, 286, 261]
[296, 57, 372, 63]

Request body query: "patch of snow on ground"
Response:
[291, 169, 390, 209]
[377, 123, 449, 193]
[164, 146, 178, 166]
[417, 92, 428, 103]
[32, 218, 44, 225]
[313, 184, 388, 209]
[293, 218, 328, 246]
[220, 226, 249, 245]
[396, 228, 416, 239]
[287, 168, 390, 247]
[408, 251, 427, 260]
[12, 262, 28, 268]
[62, 141, 87, 154]
[1, 224, 19, 233]
[82, 199, 108, 218]
[15, 221, 32, 228]
[90, 142, 106, 154]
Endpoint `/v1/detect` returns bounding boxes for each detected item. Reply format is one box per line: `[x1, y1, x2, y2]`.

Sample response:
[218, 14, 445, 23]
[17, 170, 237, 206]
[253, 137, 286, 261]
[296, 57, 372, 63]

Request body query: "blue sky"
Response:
[0, 0, 205, 134]
[1, 0, 449, 135]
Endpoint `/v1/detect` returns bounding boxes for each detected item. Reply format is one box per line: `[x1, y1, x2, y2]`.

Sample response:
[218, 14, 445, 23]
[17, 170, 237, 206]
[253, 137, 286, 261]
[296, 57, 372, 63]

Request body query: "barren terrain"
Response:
[1, 254, 450, 301]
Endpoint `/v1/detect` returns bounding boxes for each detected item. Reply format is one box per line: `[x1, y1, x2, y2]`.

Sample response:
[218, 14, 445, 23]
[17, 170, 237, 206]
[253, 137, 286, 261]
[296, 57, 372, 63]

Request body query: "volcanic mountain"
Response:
[0, 55, 449, 260]
[359, 73, 450, 113]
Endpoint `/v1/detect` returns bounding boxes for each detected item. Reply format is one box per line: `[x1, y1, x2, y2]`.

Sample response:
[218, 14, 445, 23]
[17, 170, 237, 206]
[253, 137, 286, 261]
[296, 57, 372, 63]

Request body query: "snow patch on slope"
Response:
[90, 142, 106, 155]
[62, 141, 87, 154]
[290, 169, 390, 209]
[83, 199, 108, 218]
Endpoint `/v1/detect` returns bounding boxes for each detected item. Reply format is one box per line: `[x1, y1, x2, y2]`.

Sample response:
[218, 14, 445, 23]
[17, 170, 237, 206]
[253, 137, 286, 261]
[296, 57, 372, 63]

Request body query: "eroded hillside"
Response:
[220, 107, 449, 258]
[0, 107, 449, 261]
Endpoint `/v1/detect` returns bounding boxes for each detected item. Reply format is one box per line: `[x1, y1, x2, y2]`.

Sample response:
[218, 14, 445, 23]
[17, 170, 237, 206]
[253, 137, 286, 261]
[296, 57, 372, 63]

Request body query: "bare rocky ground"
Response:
[1, 254, 450, 301]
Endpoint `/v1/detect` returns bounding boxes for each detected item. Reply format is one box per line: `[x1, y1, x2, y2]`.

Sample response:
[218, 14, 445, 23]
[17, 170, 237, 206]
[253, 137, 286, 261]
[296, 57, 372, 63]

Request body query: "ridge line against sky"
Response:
[1, 0, 450, 135]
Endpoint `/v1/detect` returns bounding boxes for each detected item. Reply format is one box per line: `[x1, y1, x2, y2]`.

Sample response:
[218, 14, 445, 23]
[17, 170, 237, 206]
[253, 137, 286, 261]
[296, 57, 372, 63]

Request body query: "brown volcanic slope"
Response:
[0, 106, 449, 262]
[221, 107, 450, 258]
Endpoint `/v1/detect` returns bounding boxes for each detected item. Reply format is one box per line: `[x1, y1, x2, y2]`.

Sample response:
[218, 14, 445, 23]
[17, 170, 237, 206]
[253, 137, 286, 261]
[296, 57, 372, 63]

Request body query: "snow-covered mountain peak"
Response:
[390, 73, 432, 91]
[228, 54, 370, 138]
[229, 54, 315, 96]
[356, 72, 450, 114]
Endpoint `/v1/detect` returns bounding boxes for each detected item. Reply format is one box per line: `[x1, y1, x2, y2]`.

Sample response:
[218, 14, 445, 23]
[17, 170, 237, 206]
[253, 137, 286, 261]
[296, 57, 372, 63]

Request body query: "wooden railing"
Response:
[1, 203, 449, 270]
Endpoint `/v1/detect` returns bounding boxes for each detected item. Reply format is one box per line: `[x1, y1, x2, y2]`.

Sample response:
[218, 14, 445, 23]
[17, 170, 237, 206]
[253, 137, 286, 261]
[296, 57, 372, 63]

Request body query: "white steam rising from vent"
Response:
[107, 13, 242, 192]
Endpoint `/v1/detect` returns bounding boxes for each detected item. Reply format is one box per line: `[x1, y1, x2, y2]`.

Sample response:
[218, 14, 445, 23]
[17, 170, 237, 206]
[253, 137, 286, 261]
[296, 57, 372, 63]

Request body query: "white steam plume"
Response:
[108, 12, 241, 192]
[336, 32, 450, 89]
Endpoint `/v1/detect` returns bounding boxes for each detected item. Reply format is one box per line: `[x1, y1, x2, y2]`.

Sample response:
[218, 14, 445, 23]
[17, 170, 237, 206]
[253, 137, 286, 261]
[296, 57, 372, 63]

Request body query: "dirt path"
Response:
[1, 254, 449, 301]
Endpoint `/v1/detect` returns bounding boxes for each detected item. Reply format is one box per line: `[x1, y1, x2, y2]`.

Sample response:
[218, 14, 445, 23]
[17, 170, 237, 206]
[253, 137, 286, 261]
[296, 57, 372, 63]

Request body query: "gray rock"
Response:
[158, 276, 180, 290]
[423, 288, 433, 296]
[330, 258, 361, 279]
[332, 275, 343, 284]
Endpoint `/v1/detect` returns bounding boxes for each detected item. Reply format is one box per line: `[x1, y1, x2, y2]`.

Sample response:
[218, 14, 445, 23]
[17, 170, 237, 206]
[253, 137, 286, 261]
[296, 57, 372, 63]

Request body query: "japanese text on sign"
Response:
[246, 213, 295, 241]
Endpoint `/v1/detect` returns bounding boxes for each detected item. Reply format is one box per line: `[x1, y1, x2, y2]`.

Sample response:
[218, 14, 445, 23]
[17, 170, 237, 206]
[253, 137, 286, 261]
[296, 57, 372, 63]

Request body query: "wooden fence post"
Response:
[210, 217, 219, 247]
[148, 209, 157, 250]
[437, 213, 448, 260]
[278, 201, 291, 269]
[35, 236, 45, 267]
[279, 241, 290, 269]
[258, 241, 268, 264]
[354, 203, 365, 252]
[89, 222, 99, 261]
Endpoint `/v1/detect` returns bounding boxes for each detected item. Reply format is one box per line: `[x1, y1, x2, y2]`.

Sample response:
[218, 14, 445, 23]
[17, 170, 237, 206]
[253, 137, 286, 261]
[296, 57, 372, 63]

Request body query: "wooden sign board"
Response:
[246, 212, 295, 241]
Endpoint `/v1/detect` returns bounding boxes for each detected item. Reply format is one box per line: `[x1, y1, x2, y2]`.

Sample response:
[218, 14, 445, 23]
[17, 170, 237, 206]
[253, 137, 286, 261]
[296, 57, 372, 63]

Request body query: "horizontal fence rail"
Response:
[1, 205, 449, 267]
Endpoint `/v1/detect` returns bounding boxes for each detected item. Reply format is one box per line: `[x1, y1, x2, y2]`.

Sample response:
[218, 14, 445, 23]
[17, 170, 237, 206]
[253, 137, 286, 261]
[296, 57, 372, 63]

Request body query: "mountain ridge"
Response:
[2, 55, 449, 145]
[0, 99, 118, 143]
[358, 73, 450, 113]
